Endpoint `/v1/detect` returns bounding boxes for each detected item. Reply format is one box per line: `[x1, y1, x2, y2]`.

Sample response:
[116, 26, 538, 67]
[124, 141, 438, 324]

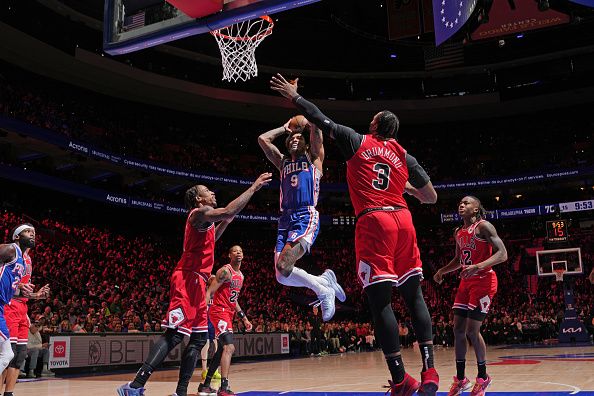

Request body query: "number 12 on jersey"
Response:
[372, 163, 390, 190]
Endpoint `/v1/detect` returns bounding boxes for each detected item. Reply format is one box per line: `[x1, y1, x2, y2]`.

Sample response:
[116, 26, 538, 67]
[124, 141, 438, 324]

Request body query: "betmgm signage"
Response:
[50, 333, 289, 369]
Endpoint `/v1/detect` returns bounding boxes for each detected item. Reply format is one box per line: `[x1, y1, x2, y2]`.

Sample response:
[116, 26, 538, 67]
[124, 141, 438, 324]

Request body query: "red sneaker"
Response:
[448, 376, 471, 396]
[217, 387, 236, 396]
[388, 373, 420, 396]
[470, 376, 492, 396]
[418, 368, 440, 396]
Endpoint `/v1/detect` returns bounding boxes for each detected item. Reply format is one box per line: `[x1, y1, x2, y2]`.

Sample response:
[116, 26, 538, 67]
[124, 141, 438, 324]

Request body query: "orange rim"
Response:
[210, 15, 274, 42]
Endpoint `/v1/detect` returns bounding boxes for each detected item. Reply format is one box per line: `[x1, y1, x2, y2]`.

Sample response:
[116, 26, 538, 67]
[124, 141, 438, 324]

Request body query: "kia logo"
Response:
[55, 345, 65, 354]
[562, 328, 582, 333]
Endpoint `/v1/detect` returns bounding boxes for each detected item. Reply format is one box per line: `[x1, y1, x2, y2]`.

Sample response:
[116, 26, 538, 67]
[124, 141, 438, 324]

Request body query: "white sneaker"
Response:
[318, 287, 336, 321]
[320, 269, 346, 302]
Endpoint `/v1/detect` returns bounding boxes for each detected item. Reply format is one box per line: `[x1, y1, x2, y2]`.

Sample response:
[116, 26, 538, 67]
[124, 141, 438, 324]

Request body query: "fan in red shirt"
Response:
[271, 74, 439, 396]
[198, 245, 252, 396]
[434, 196, 507, 396]
[118, 173, 271, 396]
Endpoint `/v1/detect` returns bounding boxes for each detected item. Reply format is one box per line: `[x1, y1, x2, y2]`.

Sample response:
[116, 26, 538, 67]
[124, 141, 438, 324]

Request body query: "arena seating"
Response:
[1, 209, 591, 356]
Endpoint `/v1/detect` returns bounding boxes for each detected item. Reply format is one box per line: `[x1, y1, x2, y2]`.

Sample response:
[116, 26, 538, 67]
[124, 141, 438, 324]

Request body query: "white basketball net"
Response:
[210, 16, 274, 82]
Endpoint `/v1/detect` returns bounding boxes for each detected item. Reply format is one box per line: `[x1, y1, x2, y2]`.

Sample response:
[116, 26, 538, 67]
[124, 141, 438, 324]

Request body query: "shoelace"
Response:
[471, 382, 483, 394]
[450, 381, 463, 394]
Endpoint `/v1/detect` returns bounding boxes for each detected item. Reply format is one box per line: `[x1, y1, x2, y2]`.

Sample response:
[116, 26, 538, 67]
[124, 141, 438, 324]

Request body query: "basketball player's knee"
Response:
[9, 344, 27, 368]
[275, 259, 292, 278]
[454, 326, 467, 338]
[465, 326, 480, 340]
[223, 343, 235, 356]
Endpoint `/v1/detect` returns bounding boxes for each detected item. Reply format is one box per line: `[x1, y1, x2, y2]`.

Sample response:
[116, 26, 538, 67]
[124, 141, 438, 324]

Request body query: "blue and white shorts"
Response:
[275, 206, 320, 253]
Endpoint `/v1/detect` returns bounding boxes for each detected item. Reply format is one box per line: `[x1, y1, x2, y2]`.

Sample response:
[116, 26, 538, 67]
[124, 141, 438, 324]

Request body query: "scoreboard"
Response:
[546, 220, 569, 242]
[559, 199, 594, 213]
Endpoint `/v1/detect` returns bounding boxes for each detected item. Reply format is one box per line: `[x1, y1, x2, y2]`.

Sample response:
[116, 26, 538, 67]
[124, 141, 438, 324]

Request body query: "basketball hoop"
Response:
[553, 268, 566, 282]
[210, 16, 274, 82]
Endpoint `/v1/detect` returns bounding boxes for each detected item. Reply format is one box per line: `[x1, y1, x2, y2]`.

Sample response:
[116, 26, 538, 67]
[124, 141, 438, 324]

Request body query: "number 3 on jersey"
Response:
[372, 163, 390, 190]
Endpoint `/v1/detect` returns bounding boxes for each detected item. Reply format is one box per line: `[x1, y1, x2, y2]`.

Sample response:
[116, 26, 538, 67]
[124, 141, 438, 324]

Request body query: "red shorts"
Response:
[162, 270, 208, 336]
[355, 210, 423, 289]
[5, 299, 29, 344]
[208, 307, 234, 338]
[453, 272, 498, 315]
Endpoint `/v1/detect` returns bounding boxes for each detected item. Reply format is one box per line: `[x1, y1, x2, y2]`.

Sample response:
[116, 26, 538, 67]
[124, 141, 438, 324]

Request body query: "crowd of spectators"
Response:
[1, 208, 592, 363]
[1, 66, 593, 188]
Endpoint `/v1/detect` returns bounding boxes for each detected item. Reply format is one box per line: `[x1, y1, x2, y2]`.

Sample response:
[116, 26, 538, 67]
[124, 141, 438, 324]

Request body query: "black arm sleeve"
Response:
[406, 153, 431, 188]
[293, 96, 363, 160]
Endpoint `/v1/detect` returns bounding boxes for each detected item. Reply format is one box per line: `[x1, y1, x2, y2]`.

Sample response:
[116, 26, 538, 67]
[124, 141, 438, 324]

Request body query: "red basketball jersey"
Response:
[212, 264, 244, 312]
[13, 252, 32, 303]
[346, 135, 409, 215]
[456, 219, 494, 277]
[175, 208, 215, 276]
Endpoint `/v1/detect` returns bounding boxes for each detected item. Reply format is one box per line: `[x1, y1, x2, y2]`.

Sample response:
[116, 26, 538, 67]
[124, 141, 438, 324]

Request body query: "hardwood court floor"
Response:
[8, 345, 594, 395]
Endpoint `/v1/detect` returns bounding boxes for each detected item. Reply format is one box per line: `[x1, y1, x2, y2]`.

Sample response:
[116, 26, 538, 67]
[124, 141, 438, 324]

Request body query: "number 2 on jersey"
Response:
[372, 163, 390, 190]
[229, 290, 238, 303]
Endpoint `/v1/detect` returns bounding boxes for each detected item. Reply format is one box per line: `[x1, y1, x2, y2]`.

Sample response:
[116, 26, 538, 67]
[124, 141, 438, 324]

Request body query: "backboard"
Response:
[536, 248, 583, 278]
[103, 0, 320, 55]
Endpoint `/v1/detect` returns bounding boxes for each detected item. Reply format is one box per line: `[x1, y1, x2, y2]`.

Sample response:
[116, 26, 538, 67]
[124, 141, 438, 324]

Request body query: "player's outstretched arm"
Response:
[258, 126, 287, 171]
[215, 217, 234, 242]
[271, 74, 338, 136]
[308, 124, 324, 171]
[206, 266, 231, 304]
[271, 74, 364, 161]
[434, 230, 462, 284]
[191, 173, 273, 224]
[461, 222, 508, 279]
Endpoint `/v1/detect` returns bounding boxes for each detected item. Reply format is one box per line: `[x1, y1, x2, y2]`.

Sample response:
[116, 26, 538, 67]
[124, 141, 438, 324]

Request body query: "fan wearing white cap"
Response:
[1, 224, 51, 395]
[0, 224, 37, 379]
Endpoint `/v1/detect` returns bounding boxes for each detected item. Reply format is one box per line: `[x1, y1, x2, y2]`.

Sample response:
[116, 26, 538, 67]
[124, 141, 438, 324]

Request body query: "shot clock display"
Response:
[546, 220, 569, 242]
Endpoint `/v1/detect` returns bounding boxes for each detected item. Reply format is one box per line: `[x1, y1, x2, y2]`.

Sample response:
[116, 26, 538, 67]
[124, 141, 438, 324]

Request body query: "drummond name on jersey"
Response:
[360, 146, 403, 168]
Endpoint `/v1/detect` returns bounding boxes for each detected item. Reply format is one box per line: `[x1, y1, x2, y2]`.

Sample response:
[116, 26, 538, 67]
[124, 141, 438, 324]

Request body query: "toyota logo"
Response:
[55, 345, 65, 354]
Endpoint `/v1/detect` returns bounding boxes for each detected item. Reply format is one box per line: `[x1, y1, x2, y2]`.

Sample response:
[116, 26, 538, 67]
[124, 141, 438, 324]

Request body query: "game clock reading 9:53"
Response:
[559, 199, 594, 212]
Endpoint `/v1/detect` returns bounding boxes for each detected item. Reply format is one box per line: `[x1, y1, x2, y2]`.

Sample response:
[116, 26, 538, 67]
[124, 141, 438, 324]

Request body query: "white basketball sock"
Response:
[277, 267, 326, 296]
